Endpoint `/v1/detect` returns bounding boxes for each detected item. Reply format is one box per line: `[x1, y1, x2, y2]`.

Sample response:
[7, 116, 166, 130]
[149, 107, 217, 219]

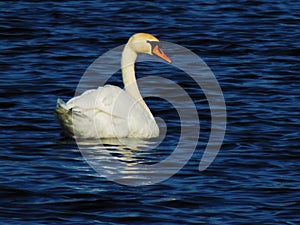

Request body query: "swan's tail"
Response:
[55, 99, 74, 138]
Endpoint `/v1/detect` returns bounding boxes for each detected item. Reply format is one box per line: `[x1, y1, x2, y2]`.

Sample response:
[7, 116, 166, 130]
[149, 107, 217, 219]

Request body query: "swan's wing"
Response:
[66, 85, 133, 119]
[59, 85, 144, 138]
[56, 85, 157, 138]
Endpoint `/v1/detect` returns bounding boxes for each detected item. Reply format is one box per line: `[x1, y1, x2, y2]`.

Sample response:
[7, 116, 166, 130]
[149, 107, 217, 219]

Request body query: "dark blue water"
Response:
[1, 1, 299, 224]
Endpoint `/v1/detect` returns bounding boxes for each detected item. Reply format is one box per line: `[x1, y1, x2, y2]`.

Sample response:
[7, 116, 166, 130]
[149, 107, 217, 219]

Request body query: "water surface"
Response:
[1, 1, 299, 224]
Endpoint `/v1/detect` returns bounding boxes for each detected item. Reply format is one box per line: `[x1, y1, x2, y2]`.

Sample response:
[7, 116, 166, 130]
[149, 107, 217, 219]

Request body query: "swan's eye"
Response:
[147, 40, 160, 53]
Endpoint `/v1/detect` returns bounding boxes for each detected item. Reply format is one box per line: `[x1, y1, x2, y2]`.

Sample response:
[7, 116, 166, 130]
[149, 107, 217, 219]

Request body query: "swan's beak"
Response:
[153, 45, 172, 63]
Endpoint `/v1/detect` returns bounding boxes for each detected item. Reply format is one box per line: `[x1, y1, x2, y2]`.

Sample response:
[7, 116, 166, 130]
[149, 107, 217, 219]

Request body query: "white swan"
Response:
[55, 33, 171, 139]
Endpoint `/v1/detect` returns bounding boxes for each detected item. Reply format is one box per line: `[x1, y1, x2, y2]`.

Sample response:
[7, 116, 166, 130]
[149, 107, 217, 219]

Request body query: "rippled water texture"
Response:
[1, 1, 299, 224]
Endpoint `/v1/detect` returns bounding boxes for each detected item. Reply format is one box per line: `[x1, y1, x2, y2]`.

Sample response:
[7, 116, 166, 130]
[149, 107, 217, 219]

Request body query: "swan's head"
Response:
[127, 33, 172, 63]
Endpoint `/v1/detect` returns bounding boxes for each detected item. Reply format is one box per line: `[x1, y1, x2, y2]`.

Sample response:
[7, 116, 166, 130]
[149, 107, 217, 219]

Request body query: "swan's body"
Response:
[55, 33, 171, 139]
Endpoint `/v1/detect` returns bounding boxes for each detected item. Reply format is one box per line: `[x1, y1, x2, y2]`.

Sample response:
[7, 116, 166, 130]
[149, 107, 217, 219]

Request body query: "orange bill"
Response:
[153, 45, 172, 63]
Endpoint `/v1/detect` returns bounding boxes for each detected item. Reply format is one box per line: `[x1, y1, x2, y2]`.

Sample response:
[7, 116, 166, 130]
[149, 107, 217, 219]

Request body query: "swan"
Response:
[55, 33, 172, 139]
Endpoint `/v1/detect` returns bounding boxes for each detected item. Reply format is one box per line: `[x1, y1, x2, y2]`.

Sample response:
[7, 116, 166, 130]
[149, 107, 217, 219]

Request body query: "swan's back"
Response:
[55, 85, 159, 139]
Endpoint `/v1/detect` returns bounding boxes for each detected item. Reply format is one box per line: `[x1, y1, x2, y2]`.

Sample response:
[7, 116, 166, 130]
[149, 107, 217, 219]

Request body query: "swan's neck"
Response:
[121, 44, 154, 119]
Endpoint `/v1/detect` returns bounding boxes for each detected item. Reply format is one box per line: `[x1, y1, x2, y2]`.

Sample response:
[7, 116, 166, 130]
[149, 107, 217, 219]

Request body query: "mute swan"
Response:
[55, 33, 172, 139]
